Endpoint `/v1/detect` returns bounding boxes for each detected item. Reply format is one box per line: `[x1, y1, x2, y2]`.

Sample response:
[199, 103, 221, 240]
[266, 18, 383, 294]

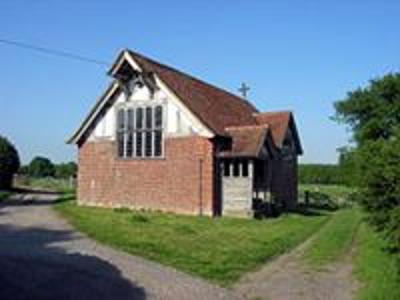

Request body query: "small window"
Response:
[154, 130, 162, 157]
[136, 132, 143, 157]
[145, 107, 152, 129]
[127, 109, 134, 131]
[242, 161, 249, 177]
[136, 108, 143, 129]
[117, 109, 125, 131]
[117, 109, 126, 157]
[155, 105, 163, 128]
[117, 131, 124, 157]
[126, 133, 133, 157]
[145, 131, 152, 157]
[223, 161, 230, 177]
[233, 161, 240, 177]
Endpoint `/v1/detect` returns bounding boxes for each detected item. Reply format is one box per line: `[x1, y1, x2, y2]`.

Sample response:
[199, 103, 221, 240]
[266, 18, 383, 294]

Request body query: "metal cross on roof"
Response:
[238, 82, 250, 98]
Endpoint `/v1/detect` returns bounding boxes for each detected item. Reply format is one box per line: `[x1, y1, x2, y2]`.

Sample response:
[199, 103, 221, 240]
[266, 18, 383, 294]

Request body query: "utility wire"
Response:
[0, 37, 109, 66]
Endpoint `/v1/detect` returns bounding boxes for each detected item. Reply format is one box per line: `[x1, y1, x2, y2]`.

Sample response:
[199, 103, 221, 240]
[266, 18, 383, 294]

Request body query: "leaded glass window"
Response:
[117, 105, 164, 159]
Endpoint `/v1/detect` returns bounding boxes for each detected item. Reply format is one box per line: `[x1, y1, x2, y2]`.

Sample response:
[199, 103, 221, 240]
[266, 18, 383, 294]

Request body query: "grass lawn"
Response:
[55, 200, 330, 285]
[302, 208, 362, 268]
[0, 191, 11, 202]
[354, 223, 400, 300]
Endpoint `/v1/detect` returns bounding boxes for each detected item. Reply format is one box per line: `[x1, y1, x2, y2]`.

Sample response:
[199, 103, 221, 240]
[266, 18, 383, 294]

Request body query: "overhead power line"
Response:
[0, 37, 109, 66]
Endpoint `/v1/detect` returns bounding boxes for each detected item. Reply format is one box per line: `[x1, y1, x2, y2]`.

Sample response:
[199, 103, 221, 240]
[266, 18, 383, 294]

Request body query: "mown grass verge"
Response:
[55, 200, 329, 285]
[302, 208, 362, 268]
[354, 223, 400, 300]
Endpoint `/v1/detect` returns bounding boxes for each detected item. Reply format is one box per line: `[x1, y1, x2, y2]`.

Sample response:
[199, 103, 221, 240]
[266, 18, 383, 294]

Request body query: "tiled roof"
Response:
[218, 125, 269, 158]
[128, 50, 258, 135]
[68, 50, 302, 156]
[254, 111, 291, 148]
[219, 111, 304, 158]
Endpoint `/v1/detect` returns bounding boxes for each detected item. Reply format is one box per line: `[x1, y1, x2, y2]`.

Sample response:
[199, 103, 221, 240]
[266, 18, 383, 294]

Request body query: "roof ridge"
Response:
[254, 110, 292, 116]
[225, 124, 269, 131]
[127, 49, 258, 112]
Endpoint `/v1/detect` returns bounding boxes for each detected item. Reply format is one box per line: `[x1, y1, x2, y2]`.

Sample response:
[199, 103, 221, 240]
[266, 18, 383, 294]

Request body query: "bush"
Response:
[386, 207, 400, 252]
[0, 135, 20, 189]
[355, 136, 400, 250]
[28, 156, 55, 178]
[55, 162, 77, 179]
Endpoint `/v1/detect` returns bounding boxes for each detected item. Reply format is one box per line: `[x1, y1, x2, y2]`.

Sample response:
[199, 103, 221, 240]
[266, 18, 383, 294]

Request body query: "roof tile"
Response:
[254, 111, 291, 147]
[128, 50, 258, 135]
[219, 125, 268, 158]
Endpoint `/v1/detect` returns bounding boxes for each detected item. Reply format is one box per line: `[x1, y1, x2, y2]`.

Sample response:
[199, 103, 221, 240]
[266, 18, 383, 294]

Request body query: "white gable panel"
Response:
[166, 101, 195, 136]
[88, 82, 210, 141]
[129, 85, 152, 101]
[88, 92, 124, 141]
[104, 103, 116, 136]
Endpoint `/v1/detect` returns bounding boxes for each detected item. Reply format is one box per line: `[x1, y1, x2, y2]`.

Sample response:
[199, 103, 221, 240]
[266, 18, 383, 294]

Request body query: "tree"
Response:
[0, 135, 20, 189]
[334, 72, 400, 250]
[18, 165, 30, 175]
[55, 162, 77, 179]
[337, 147, 360, 187]
[334, 73, 400, 145]
[28, 156, 55, 178]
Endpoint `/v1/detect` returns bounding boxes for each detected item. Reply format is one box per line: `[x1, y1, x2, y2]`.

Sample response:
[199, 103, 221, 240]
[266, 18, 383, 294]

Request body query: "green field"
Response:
[55, 200, 329, 285]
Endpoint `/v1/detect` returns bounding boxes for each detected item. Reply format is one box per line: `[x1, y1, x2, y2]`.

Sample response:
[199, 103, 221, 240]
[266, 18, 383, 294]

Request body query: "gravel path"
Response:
[0, 192, 359, 300]
[234, 220, 359, 300]
[0, 192, 236, 300]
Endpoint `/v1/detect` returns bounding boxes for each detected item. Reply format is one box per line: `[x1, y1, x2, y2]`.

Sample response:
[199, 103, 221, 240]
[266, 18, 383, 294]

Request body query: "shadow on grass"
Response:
[0, 190, 75, 207]
[253, 199, 333, 219]
[54, 194, 75, 204]
[0, 224, 146, 300]
[10, 187, 61, 195]
[291, 205, 331, 217]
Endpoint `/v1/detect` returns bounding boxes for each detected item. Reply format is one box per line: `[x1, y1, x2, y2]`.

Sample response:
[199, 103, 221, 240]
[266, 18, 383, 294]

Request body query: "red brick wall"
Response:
[77, 136, 215, 216]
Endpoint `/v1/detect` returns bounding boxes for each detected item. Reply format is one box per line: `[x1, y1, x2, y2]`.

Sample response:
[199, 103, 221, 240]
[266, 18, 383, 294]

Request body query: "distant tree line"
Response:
[298, 164, 346, 185]
[0, 133, 77, 191]
[19, 156, 77, 179]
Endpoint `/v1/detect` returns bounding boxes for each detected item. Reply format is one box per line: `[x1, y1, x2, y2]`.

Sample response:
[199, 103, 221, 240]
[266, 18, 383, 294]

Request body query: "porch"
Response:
[219, 158, 278, 217]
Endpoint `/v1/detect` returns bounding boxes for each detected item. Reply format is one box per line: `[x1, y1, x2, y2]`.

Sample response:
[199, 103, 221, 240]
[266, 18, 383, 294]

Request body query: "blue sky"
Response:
[0, 0, 399, 164]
